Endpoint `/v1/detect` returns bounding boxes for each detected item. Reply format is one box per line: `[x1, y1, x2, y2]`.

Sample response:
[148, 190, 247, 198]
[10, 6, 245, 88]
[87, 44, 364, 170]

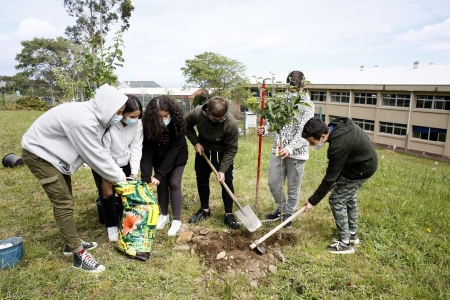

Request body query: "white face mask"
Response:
[163, 117, 171, 126]
[110, 114, 122, 125]
[310, 138, 325, 150]
[287, 91, 298, 99]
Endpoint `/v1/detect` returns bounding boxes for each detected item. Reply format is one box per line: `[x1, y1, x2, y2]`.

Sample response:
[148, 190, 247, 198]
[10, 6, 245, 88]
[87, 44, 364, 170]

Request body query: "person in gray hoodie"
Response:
[21, 84, 128, 273]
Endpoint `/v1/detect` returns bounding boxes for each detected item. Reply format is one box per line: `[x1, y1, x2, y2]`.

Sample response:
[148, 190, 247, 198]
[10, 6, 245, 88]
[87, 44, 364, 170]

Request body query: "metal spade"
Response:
[202, 153, 262, 232]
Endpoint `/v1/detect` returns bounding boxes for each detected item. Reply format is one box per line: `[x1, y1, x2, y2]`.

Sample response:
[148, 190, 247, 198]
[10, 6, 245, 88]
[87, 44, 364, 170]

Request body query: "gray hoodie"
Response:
[22, 84, 128, 183]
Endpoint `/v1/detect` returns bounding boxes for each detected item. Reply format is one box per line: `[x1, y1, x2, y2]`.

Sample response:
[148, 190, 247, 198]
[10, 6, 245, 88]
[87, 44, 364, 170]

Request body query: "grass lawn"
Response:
[0, 110, 449, 299]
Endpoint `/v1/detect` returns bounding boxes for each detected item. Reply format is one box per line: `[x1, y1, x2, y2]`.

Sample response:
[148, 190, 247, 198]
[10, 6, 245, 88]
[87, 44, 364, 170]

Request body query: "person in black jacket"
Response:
[141, 95, 188, 236]
[302, 117, 378, 254]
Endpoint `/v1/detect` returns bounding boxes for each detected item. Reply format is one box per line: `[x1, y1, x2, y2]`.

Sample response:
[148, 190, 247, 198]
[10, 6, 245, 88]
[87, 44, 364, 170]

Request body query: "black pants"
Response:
[195, 149, 234, 214]
[92, 163, 131, 227]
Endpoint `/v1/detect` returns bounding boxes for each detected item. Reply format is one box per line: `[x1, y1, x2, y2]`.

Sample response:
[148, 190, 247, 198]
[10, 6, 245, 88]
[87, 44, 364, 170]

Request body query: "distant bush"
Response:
[3, 96, 49, 111]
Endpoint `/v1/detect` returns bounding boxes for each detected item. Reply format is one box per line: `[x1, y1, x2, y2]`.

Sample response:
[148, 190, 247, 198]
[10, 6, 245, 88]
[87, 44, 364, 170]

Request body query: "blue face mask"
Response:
[163, 117, 171, 126]
[110, 115, 122, 125]
[124, 117, 138, 126]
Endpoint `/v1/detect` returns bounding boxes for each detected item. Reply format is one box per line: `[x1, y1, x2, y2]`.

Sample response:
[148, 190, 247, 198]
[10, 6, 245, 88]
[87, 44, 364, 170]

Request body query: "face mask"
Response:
[124, 117, 138, 126]
[287, 91, 298, 99]
[110, 115, 122, 125]
[163, 117, 171, 126]
[310, 138, 325, 150]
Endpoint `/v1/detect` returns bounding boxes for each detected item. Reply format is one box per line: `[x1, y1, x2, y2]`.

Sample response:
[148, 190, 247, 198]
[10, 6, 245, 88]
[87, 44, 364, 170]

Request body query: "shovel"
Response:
[250, 205, 306, 254]
[202, 153, 262, 232]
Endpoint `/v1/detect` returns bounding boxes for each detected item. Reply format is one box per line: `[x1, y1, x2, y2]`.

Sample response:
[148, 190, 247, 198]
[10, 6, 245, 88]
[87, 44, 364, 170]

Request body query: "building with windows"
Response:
[256, 63, 450, 160]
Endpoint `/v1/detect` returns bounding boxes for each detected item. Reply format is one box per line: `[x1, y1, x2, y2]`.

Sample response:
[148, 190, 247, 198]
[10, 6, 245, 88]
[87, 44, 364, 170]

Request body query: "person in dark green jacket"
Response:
[185, 96, 240, 229]
[302, 117, 378, 254]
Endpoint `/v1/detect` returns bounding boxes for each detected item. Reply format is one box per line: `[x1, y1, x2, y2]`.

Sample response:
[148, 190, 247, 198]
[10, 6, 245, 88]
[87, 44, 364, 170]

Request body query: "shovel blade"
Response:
[235, 205, 262, 232]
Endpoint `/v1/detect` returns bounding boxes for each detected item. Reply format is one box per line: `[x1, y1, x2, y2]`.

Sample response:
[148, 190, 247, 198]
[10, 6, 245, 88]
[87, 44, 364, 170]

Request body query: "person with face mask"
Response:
[185, 96, 240, 230]
[21, 84, 128, 273]
[91, 94, 143, 242]
[140, 96, 188, 236]
[302, 117, 378, 254]
[256, 70, 315, 229]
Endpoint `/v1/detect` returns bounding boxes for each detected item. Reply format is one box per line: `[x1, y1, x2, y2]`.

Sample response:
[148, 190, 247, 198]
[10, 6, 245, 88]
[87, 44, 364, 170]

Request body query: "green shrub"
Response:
[3, 96, 49, 111]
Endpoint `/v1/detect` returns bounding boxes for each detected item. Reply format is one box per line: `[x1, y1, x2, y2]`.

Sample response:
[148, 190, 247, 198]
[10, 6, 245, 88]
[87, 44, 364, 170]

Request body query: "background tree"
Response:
[15, 37, 78, 84]
[192, 93, 208, 106]
[181, 52, 249, 104]
[64, 0, 134, 48]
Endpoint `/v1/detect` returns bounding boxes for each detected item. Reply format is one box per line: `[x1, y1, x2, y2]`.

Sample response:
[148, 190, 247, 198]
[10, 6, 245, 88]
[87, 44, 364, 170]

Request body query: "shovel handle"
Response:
[250, 206, 306, 249]
[201, 153, 245, 212]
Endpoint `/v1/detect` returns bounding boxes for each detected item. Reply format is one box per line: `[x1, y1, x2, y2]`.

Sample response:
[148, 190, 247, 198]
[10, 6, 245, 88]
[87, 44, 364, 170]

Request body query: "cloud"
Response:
[393, 17, 450, 44]
[17, 17, 63, 39]
[413, 42, 450, 52]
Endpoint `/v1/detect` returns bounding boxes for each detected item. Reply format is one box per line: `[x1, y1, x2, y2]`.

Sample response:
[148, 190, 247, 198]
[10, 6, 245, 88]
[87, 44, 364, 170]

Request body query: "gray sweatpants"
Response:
[329, 176, 369, 242]
[268, 154, 306, 215]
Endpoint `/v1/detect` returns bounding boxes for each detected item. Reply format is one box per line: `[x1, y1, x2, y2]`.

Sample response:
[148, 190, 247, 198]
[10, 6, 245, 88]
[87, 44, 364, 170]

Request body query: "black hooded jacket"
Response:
[308, 118, 378, 206]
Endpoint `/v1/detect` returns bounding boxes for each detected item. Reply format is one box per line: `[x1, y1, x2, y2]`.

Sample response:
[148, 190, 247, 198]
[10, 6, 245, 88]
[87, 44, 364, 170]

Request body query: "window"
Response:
[354, 93, 377, 105]
[382, 94, 410, 107]
[331, 92, 350, 103]
[379, 122, 407, 136]
[412, 126, 446, 142]
[416, 95, 450, 110]
[329, 115, 346, 122]
[353, 118, 375, 131]
[310, 91, 327, 102]
[314, 113, 326, 121]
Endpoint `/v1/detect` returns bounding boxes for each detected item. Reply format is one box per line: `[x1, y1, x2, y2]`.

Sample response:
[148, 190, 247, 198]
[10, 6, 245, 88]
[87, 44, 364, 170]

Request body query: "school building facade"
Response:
[260, 62, 450, 160]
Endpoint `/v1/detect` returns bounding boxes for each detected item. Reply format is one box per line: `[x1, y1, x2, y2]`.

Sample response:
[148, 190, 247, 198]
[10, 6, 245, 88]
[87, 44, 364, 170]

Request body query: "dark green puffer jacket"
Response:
[185, 104, 239, 173]
[308, 118, 378, 206]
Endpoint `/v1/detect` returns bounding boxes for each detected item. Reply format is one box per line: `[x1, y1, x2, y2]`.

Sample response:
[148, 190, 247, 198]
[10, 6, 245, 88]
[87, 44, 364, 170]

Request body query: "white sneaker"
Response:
[107, 226, 118, 242]
[168, 220, 182, 236]
[156, 214, 170, 230]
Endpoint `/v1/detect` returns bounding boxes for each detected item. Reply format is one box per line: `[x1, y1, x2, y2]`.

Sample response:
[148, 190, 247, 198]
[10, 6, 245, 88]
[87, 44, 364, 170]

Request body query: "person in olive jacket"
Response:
[141, 95, 188, 236]
[302, 117, 378, 254]
[185, 96, 240, 229]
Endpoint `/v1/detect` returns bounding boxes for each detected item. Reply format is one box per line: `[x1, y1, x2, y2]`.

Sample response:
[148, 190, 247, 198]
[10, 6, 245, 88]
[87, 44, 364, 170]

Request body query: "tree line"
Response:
[3, 0, 251, 107]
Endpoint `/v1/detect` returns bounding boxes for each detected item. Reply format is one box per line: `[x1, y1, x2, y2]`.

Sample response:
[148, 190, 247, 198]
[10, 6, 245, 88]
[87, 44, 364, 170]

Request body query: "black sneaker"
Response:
[283, 213, 292, 228]
[326, 239, 355, 254]
[72, 250, 106, 273]
[350, 233, 360, 245]
[224, 214, 240, 230]
[265, 208, 281, 220]
[63, 240, 98, 256]
[188, 208, 211, 223]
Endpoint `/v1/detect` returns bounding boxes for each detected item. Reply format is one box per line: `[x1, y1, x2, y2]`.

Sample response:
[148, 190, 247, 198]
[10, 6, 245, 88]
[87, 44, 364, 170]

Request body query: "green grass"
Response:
[1, 110, 449, 299]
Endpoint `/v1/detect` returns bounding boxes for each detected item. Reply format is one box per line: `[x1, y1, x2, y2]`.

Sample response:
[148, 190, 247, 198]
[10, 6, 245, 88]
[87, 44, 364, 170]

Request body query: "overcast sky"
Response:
[1, 0, 449, 86]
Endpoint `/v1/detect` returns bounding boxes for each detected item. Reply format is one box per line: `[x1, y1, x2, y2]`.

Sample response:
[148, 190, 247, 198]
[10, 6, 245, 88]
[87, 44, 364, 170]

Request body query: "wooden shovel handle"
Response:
[250, 206, 306, 249]
[201, 153, 244, 212]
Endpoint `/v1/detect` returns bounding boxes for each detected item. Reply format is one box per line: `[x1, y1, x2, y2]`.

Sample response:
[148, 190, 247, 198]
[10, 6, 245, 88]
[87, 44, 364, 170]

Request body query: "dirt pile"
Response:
[185, 225, 297, 280]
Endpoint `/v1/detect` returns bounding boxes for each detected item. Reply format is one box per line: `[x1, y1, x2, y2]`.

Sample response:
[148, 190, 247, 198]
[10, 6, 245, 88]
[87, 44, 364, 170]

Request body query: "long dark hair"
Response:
[142, 95, 185, 140]
[124, 94, 143, 118]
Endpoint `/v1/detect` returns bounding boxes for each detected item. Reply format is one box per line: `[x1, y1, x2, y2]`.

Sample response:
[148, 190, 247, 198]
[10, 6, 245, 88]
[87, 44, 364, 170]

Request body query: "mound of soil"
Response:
[184, 225, 297, 280]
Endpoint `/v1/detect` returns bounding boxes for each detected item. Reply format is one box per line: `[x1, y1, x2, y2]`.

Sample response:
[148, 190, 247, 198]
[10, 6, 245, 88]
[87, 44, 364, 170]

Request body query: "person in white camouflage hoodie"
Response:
[257, 70, 315, 228]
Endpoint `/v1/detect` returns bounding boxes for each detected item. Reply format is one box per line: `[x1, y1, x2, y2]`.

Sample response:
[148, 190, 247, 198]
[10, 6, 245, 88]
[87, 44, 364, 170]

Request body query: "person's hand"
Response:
[216, 172, 225, 182]
[129, 173, 137, 179]
[151, 176, 160, 186]
[194, 143, 204, 155]
[256, 126, 265, 136]
[304, 201, 314, 212]
[279, 148, 291, 160]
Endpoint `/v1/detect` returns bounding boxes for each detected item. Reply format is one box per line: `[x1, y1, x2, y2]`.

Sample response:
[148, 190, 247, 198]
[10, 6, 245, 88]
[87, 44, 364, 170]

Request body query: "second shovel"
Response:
[201, 153, 262, 232]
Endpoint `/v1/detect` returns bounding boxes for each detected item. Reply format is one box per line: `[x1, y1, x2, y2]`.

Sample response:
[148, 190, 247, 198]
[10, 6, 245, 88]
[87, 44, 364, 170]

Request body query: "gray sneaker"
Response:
[72, 251, 106, 273]
[63, 240, 98, 256]
[326, 239, 355, 254]
[350, 233, 360, 245]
